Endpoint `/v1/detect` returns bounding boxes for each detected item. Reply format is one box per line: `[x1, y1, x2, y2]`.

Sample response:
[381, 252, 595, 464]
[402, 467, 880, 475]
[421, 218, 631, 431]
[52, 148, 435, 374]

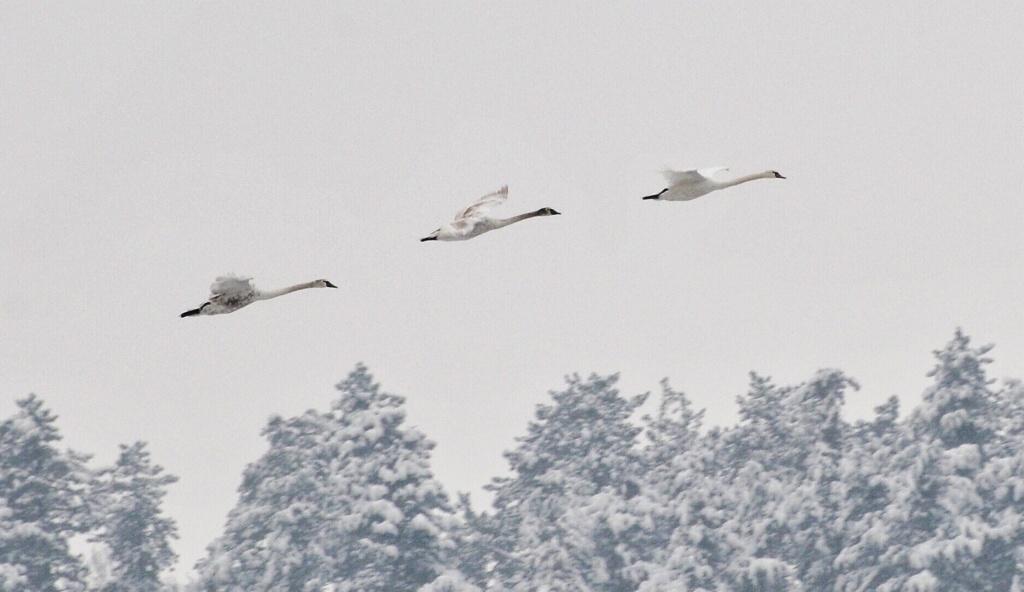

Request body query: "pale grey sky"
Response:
[3, 1, 1022, 578]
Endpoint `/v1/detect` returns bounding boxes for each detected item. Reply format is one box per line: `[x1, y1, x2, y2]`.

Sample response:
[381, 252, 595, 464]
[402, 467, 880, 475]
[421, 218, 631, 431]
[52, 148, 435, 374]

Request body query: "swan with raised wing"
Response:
[180, 275, 337, 317]
[421, 185, 560, 242]
[641, 167, 785, 201]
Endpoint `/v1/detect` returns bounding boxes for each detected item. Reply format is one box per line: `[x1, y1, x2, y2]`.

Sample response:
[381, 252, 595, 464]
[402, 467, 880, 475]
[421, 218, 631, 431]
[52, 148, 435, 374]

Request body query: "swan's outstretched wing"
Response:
[696, 166, 729, 179]
[454, 186, 509, 220]
[210, 275, 254, 297]
[661, 167, 729, 185]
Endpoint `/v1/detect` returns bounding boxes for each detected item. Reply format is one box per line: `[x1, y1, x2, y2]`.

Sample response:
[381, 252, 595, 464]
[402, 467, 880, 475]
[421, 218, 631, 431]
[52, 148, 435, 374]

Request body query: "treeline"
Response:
[4, 330, 1024, 591]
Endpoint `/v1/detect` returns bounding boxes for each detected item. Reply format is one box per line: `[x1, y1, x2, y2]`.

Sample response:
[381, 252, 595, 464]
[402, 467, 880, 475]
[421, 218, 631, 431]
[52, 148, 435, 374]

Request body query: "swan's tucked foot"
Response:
[181, 301, 211, 317]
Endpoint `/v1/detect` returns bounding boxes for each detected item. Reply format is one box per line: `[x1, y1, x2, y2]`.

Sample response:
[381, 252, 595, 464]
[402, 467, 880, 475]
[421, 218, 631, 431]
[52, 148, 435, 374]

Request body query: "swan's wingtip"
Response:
[701, 166, 729, 177]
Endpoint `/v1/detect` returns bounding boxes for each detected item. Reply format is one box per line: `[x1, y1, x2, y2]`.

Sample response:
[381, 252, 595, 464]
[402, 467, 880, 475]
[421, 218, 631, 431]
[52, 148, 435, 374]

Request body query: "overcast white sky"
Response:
[3, 1, 1022, 578]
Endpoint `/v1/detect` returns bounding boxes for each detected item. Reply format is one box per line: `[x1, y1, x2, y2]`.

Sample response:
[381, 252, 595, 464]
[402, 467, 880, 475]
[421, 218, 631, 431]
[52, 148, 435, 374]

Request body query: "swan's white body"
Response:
[180, 275, 337, 317]
[642, 167, 785, 201]
[421, 186, 560, 242]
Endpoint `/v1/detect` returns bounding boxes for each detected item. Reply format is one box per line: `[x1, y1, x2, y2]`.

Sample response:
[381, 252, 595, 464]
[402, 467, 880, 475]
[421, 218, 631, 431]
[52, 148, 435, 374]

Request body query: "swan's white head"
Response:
[420, 229, 441, 242]
[315, 279, 338, 288]
[770, 171, 786, 179]
[535, 207, 561, 216]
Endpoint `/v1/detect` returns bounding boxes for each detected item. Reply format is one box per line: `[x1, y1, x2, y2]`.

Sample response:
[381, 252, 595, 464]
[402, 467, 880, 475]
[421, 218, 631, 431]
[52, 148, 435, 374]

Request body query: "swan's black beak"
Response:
[773, 172, 786, 179]
[325, 281, 338, 288]
[420, 236, 437, 242]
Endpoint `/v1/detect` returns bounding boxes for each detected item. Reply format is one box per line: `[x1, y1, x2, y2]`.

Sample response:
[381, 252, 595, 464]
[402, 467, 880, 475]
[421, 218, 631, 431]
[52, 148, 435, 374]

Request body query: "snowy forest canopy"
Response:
[4, 330, 1024, 591]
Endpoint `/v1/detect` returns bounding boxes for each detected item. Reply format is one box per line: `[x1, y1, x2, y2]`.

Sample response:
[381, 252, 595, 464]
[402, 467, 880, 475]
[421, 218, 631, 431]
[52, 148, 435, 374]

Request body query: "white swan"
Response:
[180, 275, 337, 317]
[641, 167, 785, 201]
[421, 185, 560, 242]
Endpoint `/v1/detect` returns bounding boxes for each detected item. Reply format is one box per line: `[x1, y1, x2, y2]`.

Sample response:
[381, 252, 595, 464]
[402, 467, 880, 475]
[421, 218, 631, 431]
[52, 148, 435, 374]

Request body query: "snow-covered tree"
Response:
[90, 441, 179, 592]
[482, 372, 648, 591]
[770, 370, 857, 590]
[836, 330, 1024, 590]
[195, 364, 459, 592]
[724, 371, 855, 590]
[638, 370, 858, 591]
[832, 395, 903, 590]
[631, 380, 717, 591]
[902, 331, 1023, 589]
[643, 379, 704, 469]
[449, 493, 494, 589]
[0, 395, 92, 592]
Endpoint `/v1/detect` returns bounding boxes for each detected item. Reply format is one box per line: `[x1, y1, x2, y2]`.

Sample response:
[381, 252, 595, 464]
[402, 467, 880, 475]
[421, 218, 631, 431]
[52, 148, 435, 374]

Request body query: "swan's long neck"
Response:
[715, 171, 776, 189]
[256, 281, 320, 300]
[491, 210, 546, 229]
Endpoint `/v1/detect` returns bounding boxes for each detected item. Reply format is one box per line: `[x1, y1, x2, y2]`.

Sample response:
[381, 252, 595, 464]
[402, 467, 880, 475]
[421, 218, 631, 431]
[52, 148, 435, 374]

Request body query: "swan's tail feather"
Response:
[180, 307, 203, 318]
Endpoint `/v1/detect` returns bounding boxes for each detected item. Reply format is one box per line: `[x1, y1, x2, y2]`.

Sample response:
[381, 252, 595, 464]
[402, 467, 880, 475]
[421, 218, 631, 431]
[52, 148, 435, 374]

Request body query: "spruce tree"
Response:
[643, 379, 704, 468]
[91, 441, 179, 592]
[196, 364, 458, 592]
[642, 370, 856, 591]
[483, 373, 647, 591]
[721, 371, 855, 591]
[0, 395, 91, 591]
[833, 396, 903, 591]
[635, 381, 717, 591]
[880, 331, 1022, 590]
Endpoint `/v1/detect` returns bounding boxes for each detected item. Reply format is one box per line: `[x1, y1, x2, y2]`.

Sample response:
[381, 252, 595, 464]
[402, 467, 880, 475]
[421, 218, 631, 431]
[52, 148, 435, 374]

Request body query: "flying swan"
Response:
[641, 167, 785, 201]
[420, 185, 560, 242]
[180, 275, 337, 317]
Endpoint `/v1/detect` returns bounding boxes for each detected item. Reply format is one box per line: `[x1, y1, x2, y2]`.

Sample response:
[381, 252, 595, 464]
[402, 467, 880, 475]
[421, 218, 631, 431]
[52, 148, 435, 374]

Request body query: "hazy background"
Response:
[3, 1, 1022, 577]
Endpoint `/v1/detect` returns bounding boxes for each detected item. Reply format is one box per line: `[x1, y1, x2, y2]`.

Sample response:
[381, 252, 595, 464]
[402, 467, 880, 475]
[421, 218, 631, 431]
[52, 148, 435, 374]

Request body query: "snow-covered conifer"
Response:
[833, 396, 904, 590]
[195, 364, 458, 591]
[483, 373, 648, 591]
[0, 395, 92, 591]
[643, 379, 704, 469]
[630, 380, 716, 590]
[842, 331, 1023, 590]
[91, 441, 179, 592]
[726, 371, 855, 590]
[640, 370, 856, 590]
